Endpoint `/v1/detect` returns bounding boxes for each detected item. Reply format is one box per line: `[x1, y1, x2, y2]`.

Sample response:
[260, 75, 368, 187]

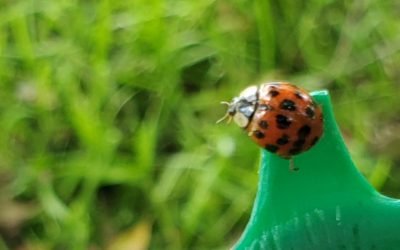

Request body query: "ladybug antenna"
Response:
[216, 101, 233, 124]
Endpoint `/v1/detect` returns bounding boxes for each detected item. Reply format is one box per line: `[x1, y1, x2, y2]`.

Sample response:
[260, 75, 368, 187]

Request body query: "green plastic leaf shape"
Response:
[233, 90, 400, 250]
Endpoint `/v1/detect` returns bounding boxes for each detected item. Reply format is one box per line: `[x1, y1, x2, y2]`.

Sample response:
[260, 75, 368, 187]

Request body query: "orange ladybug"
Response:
[218, 82, 323, 169]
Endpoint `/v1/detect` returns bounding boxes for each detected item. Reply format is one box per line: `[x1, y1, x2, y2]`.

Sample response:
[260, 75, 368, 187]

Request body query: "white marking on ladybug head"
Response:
[239, 85, 258, 101]
[233, 112, 249, 128]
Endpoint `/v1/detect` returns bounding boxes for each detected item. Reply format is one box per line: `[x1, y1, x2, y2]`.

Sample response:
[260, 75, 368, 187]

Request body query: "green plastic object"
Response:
[233, 90, 400, 250]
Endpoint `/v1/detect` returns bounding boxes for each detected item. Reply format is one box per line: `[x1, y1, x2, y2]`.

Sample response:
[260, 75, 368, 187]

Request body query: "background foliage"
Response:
[1, 0, 400, 249]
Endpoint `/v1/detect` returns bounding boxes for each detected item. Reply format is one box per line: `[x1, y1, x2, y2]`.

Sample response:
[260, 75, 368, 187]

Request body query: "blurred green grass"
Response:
[1, 0, 400, 249]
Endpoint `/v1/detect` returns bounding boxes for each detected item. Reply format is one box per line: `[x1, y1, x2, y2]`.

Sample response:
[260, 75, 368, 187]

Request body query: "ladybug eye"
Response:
[233, 112, 249, 128]
[238, 101, 255, 118]
[238, 103, 254, 117]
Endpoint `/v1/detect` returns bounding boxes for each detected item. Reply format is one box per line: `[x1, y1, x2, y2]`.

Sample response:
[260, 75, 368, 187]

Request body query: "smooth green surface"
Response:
[234, 91, 400, 250]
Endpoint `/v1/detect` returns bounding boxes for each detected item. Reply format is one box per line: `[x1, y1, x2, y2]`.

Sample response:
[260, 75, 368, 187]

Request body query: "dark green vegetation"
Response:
[1, 0, 400, 249]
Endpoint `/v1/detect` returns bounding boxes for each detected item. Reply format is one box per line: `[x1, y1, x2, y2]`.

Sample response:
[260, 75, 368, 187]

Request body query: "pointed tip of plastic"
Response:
[310, 89, 329, 96]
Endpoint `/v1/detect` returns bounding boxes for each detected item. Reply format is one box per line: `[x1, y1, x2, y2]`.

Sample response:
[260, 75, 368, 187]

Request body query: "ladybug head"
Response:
[217, 85, 258, 128]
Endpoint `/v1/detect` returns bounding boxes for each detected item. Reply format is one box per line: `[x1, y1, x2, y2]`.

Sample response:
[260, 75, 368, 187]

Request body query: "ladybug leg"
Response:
[289, 158, 299, 171]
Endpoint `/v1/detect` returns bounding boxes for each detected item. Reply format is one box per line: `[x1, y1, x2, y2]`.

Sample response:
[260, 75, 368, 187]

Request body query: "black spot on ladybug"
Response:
[293, 138, 306, 148]
[269, 90, 280, 97]
[295, 91, 304, 100]
[258, 120, 269, 129]
[265, 144, 279, 153]
[258, 104, 271, 111]
[280, 99, 296, 111]
[253, 130, 265, 139]
[276, 114, 291, 129]
[289, 147, 302, 155]
[305, 106, 315, 119]
[311, 136, 319, 146]
[276, 134, 289, 145]
[298, 125, 311, 138]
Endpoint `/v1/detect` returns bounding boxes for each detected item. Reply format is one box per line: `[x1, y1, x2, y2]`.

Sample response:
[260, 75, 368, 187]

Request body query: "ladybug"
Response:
[218, 82, 323, 170]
